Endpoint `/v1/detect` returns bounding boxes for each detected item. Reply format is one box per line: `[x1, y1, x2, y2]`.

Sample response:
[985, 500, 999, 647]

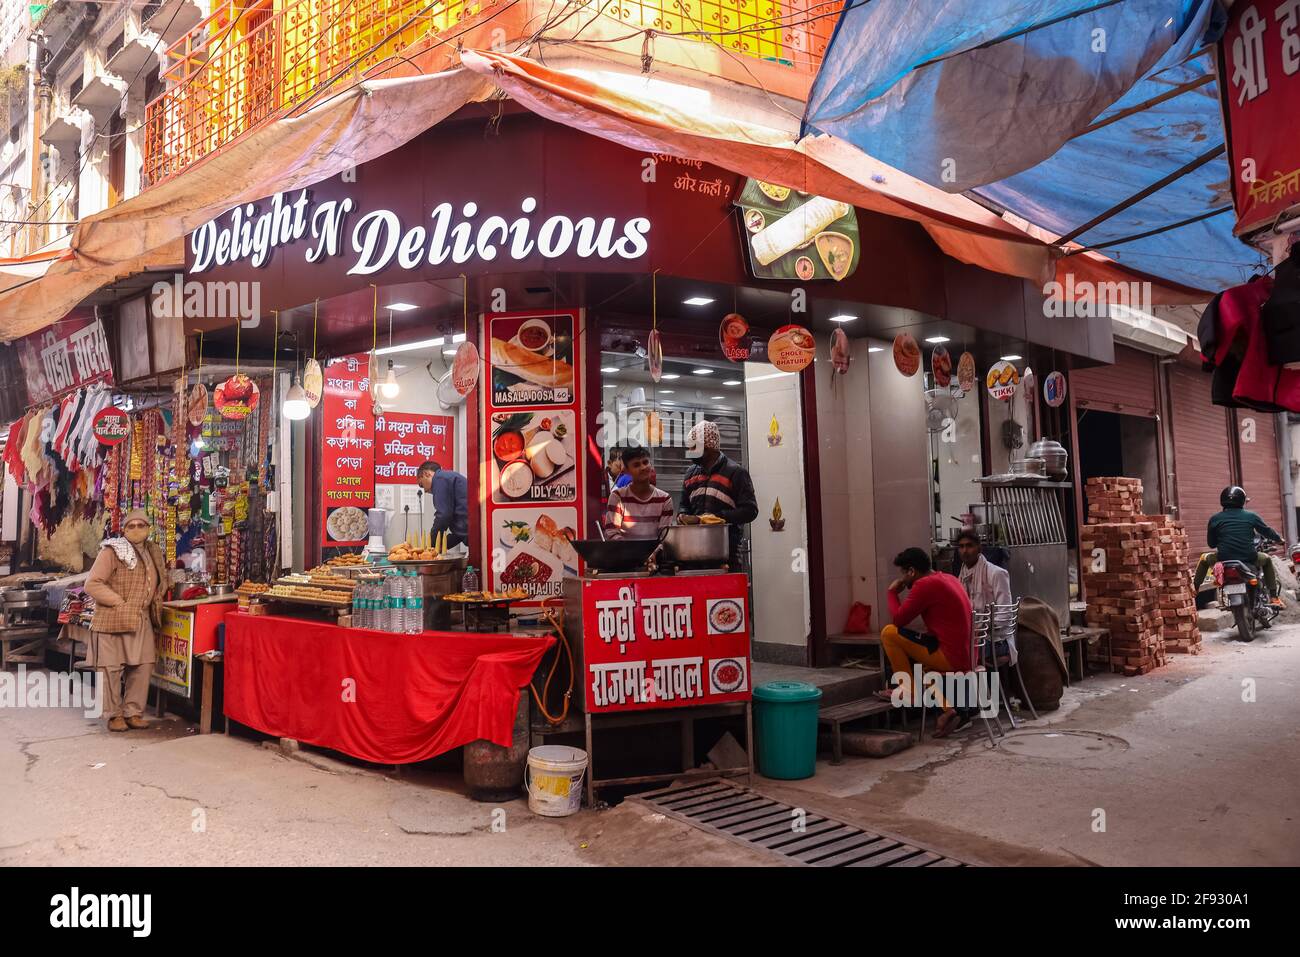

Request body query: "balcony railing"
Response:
[142, 0, 839, 186]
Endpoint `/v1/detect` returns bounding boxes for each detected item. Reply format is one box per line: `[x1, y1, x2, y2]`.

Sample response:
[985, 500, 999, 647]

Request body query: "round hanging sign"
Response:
[302, 358, 323, 408]
[829, 326, 851, 375]
[986, 360, 1020, 401]
[186, 383, 208, 427]
[892, 333, 921, 377]
[451, 340, 481, 397]
[1043, 370, 1068, 408]
[647, 328, 664, 382]
[719, 313, 751, 362]
[93, 406, 130, 445]
[767, 324, 816, 373]
[931, 345, 952, 388]
[214, 374, 260, 420]
[956, 351, 977, 393]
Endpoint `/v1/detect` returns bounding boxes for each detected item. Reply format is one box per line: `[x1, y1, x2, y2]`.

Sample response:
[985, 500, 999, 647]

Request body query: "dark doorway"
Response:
[1076, 409, 1161, 516]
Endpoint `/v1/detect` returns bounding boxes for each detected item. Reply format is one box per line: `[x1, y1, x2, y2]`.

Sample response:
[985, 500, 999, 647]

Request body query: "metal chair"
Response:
[967, 608, 1003, 746]
[985, 599, 1038, 725]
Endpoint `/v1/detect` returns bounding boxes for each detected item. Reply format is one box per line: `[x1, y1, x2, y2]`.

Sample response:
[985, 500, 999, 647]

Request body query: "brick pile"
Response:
[1081, 477, 1202, 675]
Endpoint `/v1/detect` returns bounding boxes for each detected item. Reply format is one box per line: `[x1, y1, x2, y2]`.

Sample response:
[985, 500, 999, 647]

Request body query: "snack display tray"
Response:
[262, 592, 352, 609]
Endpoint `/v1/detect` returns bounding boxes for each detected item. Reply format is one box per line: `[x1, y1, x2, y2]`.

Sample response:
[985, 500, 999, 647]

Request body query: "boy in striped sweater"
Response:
[604, 445, 674, 540]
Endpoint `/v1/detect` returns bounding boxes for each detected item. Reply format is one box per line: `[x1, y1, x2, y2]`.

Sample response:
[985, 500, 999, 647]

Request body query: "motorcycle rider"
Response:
[1199, 486, 1284, 608]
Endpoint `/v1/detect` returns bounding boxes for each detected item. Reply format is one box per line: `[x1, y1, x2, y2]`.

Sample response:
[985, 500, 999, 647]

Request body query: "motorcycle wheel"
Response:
[1233, 603, 1256, 642]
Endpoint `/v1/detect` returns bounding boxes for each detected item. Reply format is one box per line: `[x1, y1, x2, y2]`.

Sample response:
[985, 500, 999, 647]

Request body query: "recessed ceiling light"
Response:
[868, 346, 883, 353]
[374, 336, 445, 355]
[683, 297, 714, 306]
[723, 380, 741, 386]
[829, 314, 857, 323]
[661, 373, 680, 380]
[924, 335, 950, 344]
[387, 302, 417, 312]
[603, 384, 616, 389]
[451, 333, 466, 343]
[661, 400, 676, 405]
[442, 348, 458, 355]
[1000, 354, 1022, 361]
[710, 395, 724, 400]
[692, 368, 713, 375]
[659, 389, 675, 394]
[745, 371, 795, 383]
[600, 366, 618, 373]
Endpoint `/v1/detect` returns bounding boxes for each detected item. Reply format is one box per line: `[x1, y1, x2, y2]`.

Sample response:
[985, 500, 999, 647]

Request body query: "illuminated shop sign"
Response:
[189, 189, 652, 275]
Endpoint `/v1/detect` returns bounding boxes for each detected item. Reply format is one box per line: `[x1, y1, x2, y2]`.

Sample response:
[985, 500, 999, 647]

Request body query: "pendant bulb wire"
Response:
[312, 298, 319, 359]
[652, 269, 658, 331]
[461, 273, 468, 338]
[271, 311, 279, 379]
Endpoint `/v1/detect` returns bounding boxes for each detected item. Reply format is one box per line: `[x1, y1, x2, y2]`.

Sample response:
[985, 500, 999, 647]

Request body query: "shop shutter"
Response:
[1071, 345, 1159, 415]
[1236, 410, 1285, 537]
[1169, 365, 1233, 560]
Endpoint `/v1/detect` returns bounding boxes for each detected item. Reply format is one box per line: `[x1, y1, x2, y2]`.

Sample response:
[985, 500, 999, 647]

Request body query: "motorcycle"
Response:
[1219, 540, 1280, 642]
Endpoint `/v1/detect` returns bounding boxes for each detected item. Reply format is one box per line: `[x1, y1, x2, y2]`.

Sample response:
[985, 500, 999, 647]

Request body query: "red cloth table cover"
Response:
[223, 612, 554, 764]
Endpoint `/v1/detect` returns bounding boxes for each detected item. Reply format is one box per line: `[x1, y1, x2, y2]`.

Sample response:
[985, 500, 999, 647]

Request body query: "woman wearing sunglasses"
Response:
[84, 510, 168, 732]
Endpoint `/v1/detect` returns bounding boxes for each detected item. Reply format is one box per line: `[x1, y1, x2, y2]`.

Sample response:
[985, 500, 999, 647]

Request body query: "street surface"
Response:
[2, 620, 1297, 866]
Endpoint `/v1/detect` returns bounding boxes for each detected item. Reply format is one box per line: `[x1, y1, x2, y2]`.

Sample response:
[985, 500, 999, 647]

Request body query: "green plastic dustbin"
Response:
[752, 681, 823, 780]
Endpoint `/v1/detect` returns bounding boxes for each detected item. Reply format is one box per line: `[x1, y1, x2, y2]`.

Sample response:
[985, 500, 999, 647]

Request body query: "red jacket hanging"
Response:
[1201, 277, 1300, 413]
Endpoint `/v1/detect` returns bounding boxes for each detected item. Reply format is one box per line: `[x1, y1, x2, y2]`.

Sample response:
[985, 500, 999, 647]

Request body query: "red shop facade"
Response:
[184, 104, 1113, 666]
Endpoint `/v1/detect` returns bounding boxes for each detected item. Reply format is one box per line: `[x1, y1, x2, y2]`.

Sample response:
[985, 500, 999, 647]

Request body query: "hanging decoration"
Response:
[956, 351, 977, 393]
[986, 360, 1020, 401]
[768, 324, 815, 373]
[1043, 370, 1068, 408]
[931, 345, 952, 388]
[648, 270, 664, 381]
[453, 274, 481, 397]
[720, 312, 750, 362]
[218, 319, 259, 420]
[92, 406, 130, 445]
[829, 326, 851, 375]
[892, 332, 921, 377]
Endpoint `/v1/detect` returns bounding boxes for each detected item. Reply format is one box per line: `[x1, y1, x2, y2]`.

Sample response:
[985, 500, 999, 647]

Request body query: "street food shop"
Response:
[5, 103, 1110, 799]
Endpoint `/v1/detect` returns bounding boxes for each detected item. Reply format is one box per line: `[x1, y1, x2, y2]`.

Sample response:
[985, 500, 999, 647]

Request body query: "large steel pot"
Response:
[662, 524, 729, 564]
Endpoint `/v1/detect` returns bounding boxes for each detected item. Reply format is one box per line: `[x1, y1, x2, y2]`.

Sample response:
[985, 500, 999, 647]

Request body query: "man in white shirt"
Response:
[956, 528, 1015, 665]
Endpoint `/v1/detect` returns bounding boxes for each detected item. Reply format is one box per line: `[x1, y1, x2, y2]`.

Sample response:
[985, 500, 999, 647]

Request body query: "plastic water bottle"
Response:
[352, 583, 364, 628]
[406, 570, 424, 634]
[356, 580, 371, 629]
[384, 571, 404, 632]
[461, 565, 479, 594]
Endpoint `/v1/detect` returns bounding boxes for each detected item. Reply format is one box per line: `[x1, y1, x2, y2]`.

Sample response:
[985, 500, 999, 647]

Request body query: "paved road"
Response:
[2, 620, 1296, 866]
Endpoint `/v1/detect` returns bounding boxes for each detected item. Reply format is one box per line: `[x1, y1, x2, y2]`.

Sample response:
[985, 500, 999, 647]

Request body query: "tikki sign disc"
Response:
[985, 360, 1020, 401]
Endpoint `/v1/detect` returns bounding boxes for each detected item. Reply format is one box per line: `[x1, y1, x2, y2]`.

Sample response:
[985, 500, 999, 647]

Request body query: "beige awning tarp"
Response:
[459, 48, 1212, 305]
[0, 67, 494, 341]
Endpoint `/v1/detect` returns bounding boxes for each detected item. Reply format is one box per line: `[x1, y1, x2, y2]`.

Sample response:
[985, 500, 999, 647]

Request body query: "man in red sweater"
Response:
[875, 547, 973, 737]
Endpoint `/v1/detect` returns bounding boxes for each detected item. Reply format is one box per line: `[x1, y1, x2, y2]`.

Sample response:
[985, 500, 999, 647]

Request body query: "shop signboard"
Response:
[1221, 0, 1300, 234]
[483, 309, 585, 604]
[374, 411, 454, 484]
[92, 406, 130, 445]
[15, 315, 114, 406]
[152, 606, 194, 699]
[581, 573, 752, 713]
[735, 179, 860, 282]
[320, 353, 374, 546]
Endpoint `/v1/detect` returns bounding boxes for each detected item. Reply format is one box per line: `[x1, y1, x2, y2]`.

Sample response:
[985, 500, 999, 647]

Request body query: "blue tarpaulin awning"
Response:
[803, 0, 1265, 294]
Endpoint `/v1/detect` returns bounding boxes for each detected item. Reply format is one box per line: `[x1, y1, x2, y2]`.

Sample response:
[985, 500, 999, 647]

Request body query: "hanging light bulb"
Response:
[282, 375, 311, 420]
[380, 359, 400, 399]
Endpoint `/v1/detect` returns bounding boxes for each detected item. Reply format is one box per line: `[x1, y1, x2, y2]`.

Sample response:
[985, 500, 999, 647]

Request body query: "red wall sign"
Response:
[15, 315, 114, 406]
[581, 573, 752, 713]
[1222, 0, 1300, 234]
[320, 354, 374, 546]
[374, 411, 454, 483]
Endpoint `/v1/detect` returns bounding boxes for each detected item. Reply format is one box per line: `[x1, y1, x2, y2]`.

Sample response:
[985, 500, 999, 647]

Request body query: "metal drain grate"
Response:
[631, 780, 971, 867]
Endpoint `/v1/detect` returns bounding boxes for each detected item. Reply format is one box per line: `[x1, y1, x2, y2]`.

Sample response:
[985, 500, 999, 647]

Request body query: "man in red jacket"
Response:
[875, 547, 973, 737]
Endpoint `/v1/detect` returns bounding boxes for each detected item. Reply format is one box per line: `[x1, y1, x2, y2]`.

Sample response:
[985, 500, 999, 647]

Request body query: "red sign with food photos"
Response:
[581, 573, 752, 713]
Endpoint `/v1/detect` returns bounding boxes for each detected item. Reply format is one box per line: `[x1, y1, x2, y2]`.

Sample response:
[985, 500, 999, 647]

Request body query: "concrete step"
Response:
[751, 662, 883, 706]
[1197, 608, 1234, 632]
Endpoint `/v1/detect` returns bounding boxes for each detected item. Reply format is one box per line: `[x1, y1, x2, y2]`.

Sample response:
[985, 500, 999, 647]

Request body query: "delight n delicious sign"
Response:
[189, 191, 651, 276]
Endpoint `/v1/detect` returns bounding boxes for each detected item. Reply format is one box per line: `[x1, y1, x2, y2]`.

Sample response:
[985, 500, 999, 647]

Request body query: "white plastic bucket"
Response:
[525, 745, 588, 817]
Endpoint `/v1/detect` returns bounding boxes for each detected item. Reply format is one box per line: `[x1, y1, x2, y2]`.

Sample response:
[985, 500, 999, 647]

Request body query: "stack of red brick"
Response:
[1081, 477, 1202, 676]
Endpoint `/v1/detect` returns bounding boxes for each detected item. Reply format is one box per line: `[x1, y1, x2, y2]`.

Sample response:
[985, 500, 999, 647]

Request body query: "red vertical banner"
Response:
[482, 309, 585, 602]
[1222, 0, 1300, 234]
[374, 411, 455, 483]
[320, 354, 374, 546]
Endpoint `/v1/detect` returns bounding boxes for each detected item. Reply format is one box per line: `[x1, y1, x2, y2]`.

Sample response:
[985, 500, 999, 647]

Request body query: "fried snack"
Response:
[700, 514, 727, 525]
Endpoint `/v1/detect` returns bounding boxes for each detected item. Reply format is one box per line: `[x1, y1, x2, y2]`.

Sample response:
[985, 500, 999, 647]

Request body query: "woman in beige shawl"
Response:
[84, 510, 167, 731]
